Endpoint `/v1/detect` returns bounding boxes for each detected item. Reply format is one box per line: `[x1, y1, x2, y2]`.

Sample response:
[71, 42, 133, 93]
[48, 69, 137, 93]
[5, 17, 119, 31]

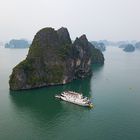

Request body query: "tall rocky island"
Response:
[9, 27, 104, 90]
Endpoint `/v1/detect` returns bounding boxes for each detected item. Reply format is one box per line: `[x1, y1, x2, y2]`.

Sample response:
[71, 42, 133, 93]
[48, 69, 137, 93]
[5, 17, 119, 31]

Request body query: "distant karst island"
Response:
[5, 39, 30, 48]
[91, 41, 106, 52]
[119, 44, 135, 52]
[9, 27, 104, 90]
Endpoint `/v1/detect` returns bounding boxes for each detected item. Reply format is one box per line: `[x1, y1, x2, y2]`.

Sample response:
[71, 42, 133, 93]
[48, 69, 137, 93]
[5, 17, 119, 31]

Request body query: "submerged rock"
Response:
[9, 27, 104, 90]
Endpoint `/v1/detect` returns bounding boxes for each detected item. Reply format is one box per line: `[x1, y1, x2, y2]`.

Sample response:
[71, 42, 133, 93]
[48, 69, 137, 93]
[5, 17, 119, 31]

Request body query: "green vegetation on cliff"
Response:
[15, 59, 34, 71]
[58, 44, 72, 60]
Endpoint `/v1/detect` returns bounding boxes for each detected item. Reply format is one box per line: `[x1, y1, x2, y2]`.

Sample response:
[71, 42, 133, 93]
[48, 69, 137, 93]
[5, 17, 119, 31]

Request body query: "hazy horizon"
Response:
[0, 0, 140, 42]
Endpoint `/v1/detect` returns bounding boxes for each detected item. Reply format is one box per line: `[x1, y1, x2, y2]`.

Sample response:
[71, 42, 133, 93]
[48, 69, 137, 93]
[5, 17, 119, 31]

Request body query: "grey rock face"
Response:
[73, 35, 92, 78]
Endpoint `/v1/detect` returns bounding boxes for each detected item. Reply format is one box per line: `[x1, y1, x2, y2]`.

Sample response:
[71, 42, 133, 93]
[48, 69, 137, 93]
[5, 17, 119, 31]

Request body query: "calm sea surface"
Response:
[0, 46, 140, 140]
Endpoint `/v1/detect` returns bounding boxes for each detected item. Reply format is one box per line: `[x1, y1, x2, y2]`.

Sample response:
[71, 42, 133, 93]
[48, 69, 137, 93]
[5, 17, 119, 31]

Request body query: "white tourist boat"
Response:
[55, 91, 93, 108]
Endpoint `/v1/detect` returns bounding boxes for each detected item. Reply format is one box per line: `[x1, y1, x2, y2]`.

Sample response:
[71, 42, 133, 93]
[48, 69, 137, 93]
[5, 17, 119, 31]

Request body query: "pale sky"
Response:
[0, 0, 140, 42]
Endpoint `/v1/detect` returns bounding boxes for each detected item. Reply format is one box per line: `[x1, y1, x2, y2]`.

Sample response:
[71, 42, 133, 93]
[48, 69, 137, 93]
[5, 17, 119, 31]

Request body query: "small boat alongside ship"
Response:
[55, 91, 93, 108]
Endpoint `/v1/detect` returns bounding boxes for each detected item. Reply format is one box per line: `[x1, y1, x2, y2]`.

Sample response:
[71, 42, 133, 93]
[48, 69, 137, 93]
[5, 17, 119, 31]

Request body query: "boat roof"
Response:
[62, 91, 83, 97]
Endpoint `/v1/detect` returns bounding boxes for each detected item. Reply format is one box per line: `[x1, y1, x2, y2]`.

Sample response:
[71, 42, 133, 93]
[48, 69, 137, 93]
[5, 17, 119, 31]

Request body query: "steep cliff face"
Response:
[9, 27, 104, 90]
[73, 35, 92, 78]
[90, 47, 104, 64]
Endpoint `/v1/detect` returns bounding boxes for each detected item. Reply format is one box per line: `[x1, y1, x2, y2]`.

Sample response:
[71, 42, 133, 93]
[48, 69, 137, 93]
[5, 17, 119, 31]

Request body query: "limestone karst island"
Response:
[9, 27, 104, 90]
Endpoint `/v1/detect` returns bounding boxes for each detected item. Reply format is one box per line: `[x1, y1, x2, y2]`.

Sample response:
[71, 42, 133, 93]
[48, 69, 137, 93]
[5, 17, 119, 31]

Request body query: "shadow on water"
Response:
[91, 64, 104, 81]
[9, 77, 92, 126]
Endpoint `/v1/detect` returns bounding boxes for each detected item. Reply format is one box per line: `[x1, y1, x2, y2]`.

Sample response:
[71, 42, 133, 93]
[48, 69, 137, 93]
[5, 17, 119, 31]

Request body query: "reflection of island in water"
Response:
[9, 64, 104, 129]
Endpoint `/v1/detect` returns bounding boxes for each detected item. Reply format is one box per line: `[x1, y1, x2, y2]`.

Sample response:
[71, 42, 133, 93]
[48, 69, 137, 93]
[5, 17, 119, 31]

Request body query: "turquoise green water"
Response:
[0, 47, 140, 140]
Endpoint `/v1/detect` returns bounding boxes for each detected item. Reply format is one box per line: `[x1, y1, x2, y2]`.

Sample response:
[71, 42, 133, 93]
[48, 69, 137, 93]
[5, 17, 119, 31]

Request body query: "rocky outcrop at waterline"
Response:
[9, 27, 104, 90]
